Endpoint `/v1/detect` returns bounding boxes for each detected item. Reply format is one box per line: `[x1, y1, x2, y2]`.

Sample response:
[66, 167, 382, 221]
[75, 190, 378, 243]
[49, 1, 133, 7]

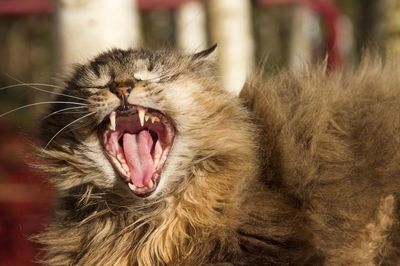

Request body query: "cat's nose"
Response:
[112, 86, 132, 97]
[111, 85, 133, 111]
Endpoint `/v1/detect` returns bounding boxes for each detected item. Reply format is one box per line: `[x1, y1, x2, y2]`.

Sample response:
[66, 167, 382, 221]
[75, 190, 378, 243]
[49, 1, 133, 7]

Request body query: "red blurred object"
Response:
[0, 121, 53, 266]
[0, 0, 52, 16]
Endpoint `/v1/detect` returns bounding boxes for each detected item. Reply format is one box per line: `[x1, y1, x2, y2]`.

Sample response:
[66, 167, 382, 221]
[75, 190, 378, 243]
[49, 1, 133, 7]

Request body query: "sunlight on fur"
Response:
[30, 48, 400, 265]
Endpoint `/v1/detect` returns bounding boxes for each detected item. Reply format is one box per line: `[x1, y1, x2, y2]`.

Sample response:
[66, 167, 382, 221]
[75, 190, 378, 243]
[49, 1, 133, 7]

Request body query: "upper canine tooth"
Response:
[137, 107, 146, 127]
[109, 111, 116, 131]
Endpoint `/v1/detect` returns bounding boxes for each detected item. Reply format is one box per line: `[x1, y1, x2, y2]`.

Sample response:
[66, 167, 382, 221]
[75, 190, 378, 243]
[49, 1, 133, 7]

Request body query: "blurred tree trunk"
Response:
[253, 6, 295, 72]
[357, 0, 389, 56]
[208, 0, 254, 95]
[55, 0, 141, 74]
[142, 10, 175, 48]
[289, 6, 319, 72]
[387, 0, 400, 60]
[176, 1, 207, 54]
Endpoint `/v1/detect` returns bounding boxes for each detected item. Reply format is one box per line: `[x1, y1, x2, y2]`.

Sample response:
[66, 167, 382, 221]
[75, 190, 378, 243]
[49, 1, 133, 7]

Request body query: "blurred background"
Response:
[0, 0, 400, 265]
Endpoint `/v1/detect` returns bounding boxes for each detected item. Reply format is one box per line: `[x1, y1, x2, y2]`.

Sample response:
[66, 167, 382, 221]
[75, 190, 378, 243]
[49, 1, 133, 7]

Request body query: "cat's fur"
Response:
[35, 48, 400, 265]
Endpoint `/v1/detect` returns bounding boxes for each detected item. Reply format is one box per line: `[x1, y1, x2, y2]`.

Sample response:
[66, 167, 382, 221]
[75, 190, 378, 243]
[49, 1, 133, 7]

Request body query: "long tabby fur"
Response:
[35, 48, 400, 265]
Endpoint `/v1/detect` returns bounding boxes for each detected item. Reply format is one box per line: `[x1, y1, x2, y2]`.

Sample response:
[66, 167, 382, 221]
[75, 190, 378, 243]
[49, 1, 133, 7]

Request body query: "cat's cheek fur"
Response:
[88, 90, 120, 124]
[139, 81, 235, 197]
[152, 136, 192, 197]
[75, 134, 118, 187]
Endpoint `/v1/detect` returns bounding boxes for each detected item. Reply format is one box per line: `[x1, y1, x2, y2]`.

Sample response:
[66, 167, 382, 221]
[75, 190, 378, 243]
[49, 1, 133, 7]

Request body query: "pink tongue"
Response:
[123, 131, 154, 187]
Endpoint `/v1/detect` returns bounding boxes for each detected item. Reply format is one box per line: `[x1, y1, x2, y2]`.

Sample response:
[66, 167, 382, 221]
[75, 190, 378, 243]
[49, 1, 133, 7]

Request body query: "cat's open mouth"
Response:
[102, 106, 175, 197]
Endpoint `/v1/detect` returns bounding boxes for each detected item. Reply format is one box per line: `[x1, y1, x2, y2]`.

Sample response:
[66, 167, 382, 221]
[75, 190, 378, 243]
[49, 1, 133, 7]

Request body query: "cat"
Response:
[34, 46, 400, 265]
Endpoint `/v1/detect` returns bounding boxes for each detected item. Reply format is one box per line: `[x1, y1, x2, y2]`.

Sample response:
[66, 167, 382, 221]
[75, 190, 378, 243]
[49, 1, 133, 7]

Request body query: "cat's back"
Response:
[240, 59, 400, 264]
[240, 59, 400, 188]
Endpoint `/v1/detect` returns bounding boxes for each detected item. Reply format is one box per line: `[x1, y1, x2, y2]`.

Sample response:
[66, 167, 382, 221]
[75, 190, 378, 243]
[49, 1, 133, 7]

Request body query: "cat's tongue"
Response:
[123, 130, 154, 188]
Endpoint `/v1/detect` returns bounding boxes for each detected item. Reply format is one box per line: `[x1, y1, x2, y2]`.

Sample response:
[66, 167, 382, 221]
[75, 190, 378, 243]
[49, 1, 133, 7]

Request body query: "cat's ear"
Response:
[190, 44, 217, 77]
[192, 44, 217, 60]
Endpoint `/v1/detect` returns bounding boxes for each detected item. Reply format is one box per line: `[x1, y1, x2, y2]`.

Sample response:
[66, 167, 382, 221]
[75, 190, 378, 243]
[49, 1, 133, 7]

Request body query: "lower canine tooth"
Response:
[148, 179, 154, 189]
[128, 183, 136, 190]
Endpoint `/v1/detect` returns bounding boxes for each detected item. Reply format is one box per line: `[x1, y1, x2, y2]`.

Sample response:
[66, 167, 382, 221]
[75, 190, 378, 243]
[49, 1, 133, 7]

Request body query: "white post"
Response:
[208, 0, 254, 95]
[176, 1, 207, 54]
[55, 0, 141, 72]
[289, 6, 319, 72]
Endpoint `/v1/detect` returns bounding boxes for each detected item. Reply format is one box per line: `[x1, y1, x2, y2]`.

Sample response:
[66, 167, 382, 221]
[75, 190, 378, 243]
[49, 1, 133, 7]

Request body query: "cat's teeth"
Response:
[151, 117, 160, 123]
[153, 140, 162, 167]
[145, 114, 150, 122]
[128, 182, 137, 191]
[121, 163, 129, 173]
[109, 111, 116, 131]
[147, 179, 154, 189]
[116, 154, 130, 172]
[157, 147, 170, 171]
[138, 107, 146, 127]
[110, 156, 128, 176]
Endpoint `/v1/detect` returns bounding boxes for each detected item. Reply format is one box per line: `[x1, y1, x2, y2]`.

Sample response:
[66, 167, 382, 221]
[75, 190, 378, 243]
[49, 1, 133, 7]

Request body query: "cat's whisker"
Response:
[42, 106, 88, 120]
[54, 111, 90, 114]
[44, 111, 96, 149]
[5, 75, 88, 102]
[0, 101, 88, 118]
[64, 118, 96, 133]
[0, 83, 64, 91]
[78, 87, 103, 90]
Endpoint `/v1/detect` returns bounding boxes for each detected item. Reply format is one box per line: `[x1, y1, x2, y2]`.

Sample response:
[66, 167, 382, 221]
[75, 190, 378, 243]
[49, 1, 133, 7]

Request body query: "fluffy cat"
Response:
[35, 47, 400, 265]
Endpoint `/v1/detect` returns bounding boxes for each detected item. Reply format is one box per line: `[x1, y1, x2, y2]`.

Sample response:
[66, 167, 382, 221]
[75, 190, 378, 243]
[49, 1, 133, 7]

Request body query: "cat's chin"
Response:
[100, 105, 175, 197]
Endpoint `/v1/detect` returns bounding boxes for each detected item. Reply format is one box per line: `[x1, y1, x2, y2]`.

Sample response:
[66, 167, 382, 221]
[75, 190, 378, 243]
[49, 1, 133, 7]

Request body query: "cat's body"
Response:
[240, 61, 400, 265]
[36, 48, 400, 265]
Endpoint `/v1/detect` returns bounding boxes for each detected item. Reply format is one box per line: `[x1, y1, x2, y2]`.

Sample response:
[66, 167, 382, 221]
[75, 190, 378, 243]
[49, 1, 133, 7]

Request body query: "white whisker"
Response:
[0, 101, 87, 118]
[0, 83, 64, 91]
[57, 111, 90, 114]
[42, 106, 88, 120]
[44, 111, 96, 149]
[5, 75, 88, 102]
[66, 118, 95, 132]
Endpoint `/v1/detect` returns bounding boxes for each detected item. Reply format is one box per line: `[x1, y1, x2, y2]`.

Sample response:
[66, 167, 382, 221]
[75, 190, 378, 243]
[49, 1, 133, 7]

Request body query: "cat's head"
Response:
[40, 46, 257, 201]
